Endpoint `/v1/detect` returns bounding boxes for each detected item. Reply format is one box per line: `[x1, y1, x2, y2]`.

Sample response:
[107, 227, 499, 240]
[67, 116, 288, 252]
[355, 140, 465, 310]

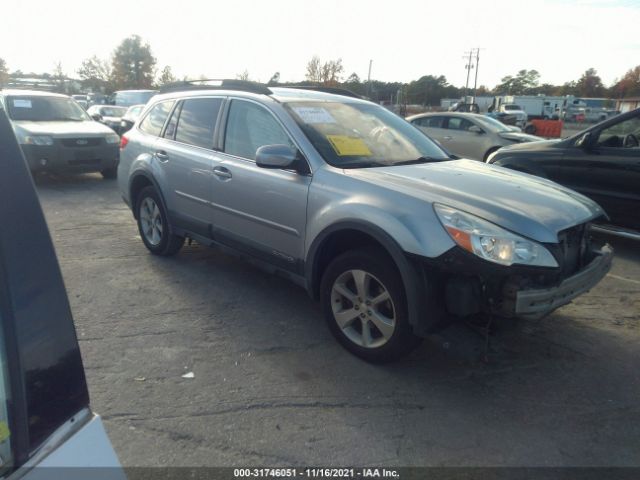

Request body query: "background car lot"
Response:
[37, 173, 639, 466]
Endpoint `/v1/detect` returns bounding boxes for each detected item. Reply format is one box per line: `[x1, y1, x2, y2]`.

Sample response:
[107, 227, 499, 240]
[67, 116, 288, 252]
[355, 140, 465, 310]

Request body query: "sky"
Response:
[2, 0, 639, 89]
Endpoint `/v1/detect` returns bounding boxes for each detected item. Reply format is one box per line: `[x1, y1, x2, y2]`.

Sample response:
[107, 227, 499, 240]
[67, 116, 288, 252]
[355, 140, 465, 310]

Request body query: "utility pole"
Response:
[367, 59, 373, 99]
[463, 50, 474, 102]
[472, 48, 481, 104]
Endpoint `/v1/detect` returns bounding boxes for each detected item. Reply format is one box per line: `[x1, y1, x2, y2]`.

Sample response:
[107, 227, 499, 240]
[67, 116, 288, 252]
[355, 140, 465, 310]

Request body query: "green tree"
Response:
[157, 65, 177, 86]
[110, 35, 157, 90]
[610, 65, 640, 98]
[574, 68, 605, 97]
[0, 58, 9, 86]
[494, 69, 540, 95]
[52, 62, 66, 93]
[77, 55, 111, 92]
[406, 75, 460, 106]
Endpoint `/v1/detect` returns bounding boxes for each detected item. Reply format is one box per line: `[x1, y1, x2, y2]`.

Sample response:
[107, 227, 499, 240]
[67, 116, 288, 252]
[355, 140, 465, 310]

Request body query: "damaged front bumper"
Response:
[416, 239, 613, 326]
[509, 245, 613, 319]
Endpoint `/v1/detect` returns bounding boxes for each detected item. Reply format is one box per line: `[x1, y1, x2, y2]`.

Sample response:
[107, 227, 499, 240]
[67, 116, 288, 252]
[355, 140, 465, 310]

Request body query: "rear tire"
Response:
[101, 166, 117, 179]
[135, 186, 184, 256]
[320, 247, 421, 363]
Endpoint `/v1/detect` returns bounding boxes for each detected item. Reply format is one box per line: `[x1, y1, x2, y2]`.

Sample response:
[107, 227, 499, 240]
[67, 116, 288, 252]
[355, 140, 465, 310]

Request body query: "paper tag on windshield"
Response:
[326, 135, 372, 156]
[13, 99, 32, 108]
[292, 107, 336, 124]
[0, 422, 10, 442]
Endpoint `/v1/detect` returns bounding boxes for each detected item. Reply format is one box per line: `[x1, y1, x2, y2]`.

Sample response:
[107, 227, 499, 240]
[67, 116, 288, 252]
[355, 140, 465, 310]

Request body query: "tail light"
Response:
[120, 135, 129, 149]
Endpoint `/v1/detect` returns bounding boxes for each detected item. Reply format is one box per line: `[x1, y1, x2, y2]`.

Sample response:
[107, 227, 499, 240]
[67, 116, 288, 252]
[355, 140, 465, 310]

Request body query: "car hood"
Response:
[12, 120, 114, 137]
[498, 131, 541, 142]
[345, 159, 604, 243]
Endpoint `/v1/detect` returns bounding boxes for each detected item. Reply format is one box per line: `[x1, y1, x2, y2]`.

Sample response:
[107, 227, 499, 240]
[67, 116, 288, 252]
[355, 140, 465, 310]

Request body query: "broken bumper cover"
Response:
[513, 245, 613, 319]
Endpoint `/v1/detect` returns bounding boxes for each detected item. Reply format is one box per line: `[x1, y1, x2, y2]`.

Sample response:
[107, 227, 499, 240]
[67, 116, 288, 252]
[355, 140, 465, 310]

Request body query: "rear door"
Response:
[209, 98, 311, 272]
[443, 116, 482, 160]
[411, 116, 447, 146]
[155, 96, 224, 236]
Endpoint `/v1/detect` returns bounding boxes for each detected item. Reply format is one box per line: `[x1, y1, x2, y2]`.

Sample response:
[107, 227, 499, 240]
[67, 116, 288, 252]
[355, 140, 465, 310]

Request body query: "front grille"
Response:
[556, 223, 591, 277]
[61, 137, 102, 147]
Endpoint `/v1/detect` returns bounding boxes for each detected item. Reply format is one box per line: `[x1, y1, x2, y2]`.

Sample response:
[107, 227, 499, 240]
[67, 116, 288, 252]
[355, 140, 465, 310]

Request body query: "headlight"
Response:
[22, 135, 54, 146]
[105, 134, 120, 144]
[434, 204, 558, 267]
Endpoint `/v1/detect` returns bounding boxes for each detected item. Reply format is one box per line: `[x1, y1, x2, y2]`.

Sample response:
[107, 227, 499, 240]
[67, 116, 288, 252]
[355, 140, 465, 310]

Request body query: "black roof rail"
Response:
[159, 79, 272, 95]
[277, 85, 363, 99]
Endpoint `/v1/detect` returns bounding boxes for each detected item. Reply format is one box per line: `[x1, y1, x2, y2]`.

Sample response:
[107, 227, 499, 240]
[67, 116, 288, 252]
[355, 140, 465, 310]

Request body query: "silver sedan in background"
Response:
[406, 112, 542, 161]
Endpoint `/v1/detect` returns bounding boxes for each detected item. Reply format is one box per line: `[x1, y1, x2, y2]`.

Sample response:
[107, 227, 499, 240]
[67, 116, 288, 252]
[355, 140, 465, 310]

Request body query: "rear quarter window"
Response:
[139, 101, 175, 137]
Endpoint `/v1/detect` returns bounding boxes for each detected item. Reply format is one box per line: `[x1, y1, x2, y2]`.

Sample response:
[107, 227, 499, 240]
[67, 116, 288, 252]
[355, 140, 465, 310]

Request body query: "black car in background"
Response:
[487, 108, 640, 237]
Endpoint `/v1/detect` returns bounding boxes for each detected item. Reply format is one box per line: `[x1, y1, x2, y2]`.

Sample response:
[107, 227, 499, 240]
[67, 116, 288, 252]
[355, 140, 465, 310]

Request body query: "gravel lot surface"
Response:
[36, 173, 639, 467]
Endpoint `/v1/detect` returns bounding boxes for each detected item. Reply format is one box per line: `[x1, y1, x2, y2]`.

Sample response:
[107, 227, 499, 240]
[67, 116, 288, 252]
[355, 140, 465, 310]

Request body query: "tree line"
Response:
[1, 36, 639, 105]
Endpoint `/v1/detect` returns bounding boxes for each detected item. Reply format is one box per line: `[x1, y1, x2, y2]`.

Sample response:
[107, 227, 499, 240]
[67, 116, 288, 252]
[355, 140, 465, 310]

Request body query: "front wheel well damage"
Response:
[310, 229, 394, 301]
[308, 227, 443, 336]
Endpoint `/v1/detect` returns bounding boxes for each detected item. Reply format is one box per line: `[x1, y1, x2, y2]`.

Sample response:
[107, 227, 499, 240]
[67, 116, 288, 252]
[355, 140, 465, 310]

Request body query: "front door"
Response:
[210, 98, 311, 272]
[560, 112, 640, 231]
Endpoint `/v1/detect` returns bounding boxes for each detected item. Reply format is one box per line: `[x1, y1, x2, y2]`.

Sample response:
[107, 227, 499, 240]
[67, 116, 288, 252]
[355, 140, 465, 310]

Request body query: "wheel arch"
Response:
[306, 221, 434, 336]
[128, 170, 166, 220]
[483, 145, 502, 162]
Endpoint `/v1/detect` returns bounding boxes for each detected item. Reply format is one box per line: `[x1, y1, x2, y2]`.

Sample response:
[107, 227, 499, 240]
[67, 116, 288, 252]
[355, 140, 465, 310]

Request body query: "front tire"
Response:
[135, 186, 184, 256]
[320, 248, 421, 363]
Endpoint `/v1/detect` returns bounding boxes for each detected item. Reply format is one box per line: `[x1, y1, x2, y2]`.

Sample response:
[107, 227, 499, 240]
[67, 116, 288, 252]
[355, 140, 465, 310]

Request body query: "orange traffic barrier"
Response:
[529, 119, 563, 138]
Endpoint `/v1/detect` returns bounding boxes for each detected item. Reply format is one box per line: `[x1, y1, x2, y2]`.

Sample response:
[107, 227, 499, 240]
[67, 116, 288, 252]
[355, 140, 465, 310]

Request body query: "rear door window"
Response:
[414, 116, 444, 128]
[174, 98, 223, 149]
[139, 100, 175, 137]
[446, 117, 474, 131]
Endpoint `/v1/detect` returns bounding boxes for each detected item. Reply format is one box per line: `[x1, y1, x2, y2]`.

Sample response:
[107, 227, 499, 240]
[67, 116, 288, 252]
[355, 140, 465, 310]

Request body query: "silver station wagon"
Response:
[118, 80, 612, 363]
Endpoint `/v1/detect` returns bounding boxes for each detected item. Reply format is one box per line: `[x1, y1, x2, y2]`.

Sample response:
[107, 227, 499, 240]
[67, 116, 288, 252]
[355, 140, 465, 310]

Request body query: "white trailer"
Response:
[500, 95, 564, 119]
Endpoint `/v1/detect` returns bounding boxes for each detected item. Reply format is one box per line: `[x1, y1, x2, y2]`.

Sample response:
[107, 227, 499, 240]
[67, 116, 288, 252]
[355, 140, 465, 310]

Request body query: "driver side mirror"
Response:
[91, 113, 103, 122]
[468, 125, 484, 134]
[256, 144, 298, 170]
[575, 132, 593, 150]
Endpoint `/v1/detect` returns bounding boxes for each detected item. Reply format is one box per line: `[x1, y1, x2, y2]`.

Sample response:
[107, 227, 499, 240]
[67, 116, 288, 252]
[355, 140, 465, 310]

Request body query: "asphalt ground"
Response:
[35, 173, 639, 467]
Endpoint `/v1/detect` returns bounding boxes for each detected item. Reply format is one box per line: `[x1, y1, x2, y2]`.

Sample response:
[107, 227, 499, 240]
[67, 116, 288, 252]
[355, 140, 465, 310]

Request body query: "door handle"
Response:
[155, 150, 169, 162]
[213, 166, 232, 179]
[443, 136, 452, 140]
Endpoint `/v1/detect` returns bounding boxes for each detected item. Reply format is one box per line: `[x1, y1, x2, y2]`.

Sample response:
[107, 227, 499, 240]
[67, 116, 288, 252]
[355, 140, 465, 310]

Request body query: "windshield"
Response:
[475, 115, 511, 133]
[6, 96, 90, 122]
[285, 101, 450, 168]
[503, 105, 522, 111]
[114, 91, 157, 107]
[99, 106, 127, 117]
